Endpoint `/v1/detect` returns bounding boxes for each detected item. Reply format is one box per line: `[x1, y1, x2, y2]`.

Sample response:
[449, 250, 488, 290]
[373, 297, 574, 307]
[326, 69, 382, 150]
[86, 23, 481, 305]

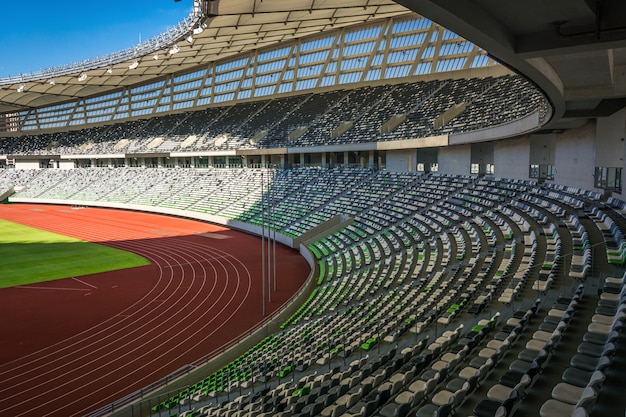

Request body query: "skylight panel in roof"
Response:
[214, 80, 238, 93]
[277, 83, 293, 94]
[174, 79, 202, 92]
[470, 55, 490, 68]
[86, 99, 118, 111]
[385, 64, 411, 79]
[422, 46, 435, 58]
[173, 100, 194, 110]
[256, 59, 286, 73]
[173, 91, 197, 102]
[414, 62, 431, 75]
[131, 108, 153, 117]
[296, 79, 316, 91]
[238, 89, 251, 99]
[390, 33, 426, 49]
[365, 69, 381, 81]
[216, 57, 248, 73]
[343, 41, 375, 57]
[298, 64, 323, 77]
[345, 26, 381, 43]
[299, 50, 330, 65]
[256, 85, 275, 96]
[130, 81, 165, 94]
[442, 29, 461, 41]
[340, 58, 365, 71]
[436, 58, 466, 72]
[392, 17, 431, 34]
[214, 93, 235, 103]
[174, 69, 206, 83]
[215, 69, 245, 83]
[258, 46, 291, 61]
[255, 73, 279, 85]
[196, 97, 211, 106]
[300, 36, 334, 53]
[339, 71, 362, 84]
[388, 50, 418, 64]
[320, 76, 335, 87]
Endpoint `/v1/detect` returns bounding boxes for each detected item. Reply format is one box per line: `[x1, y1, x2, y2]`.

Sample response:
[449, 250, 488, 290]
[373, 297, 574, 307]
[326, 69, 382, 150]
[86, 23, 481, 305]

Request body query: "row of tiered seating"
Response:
[4, 167, 626, 417]
[538, 275, 625, 417]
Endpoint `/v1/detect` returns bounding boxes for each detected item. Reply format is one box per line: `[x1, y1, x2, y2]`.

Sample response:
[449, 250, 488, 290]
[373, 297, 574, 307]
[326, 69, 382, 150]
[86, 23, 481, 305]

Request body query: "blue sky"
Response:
[0, 0, 191, 78]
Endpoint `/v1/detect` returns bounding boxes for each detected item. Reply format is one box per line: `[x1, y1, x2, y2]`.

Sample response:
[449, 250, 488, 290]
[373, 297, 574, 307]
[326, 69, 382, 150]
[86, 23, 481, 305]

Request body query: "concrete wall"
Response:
[471, 142, 493, 164]
[438, 144, 471, 175]
[595, 109, 625, 167]
[529, 133, 556, 165]
[15, 161, 40, 169]
[386, 150, 415, 172]
[554, 121, 596, 190]
[494, 136, 530, 180]
[59, 160, 75, 170]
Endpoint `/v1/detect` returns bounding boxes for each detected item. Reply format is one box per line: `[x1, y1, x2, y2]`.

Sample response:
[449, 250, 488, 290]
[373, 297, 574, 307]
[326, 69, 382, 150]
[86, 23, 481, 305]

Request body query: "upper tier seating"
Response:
[0, 74, 546, 156]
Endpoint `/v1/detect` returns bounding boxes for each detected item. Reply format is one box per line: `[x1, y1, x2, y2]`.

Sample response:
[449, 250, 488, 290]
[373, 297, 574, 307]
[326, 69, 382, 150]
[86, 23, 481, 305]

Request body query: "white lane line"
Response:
[72, 277, 98, 289]
[15, 286, 90, 292]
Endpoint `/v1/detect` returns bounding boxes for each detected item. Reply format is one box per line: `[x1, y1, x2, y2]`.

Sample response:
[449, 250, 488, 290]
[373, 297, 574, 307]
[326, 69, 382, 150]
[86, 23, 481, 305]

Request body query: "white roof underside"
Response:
[0, 0, 410, 114]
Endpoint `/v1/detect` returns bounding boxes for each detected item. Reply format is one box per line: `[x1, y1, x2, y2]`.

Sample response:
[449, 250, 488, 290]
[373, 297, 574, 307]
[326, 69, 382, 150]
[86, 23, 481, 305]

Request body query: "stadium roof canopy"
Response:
[0, 0, 410, 115]
[399, 0, 626, 131]
[3, 0, 626, 133]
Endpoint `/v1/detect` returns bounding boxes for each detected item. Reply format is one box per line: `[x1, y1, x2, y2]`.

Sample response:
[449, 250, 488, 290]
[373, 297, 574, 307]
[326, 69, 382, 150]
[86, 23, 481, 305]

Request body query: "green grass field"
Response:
[0, 219, 150, 289]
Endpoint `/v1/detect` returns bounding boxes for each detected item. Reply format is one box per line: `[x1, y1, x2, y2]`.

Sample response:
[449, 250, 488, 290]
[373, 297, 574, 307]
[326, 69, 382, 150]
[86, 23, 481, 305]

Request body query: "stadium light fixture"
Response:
[78, 72, 88, 82]
[129, 61, 139, 70]
[17, 84, 25, 93]
[186, 35, 194, 43]
[48, 79, 55, 86]
[169, 44, 180, 55]
[153, 53, 159, 60]
[193, 23, 206, 35]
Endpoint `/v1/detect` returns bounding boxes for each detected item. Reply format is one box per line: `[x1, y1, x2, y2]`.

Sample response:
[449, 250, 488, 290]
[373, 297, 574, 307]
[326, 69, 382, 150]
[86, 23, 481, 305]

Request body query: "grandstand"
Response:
[1, 1, 626, 417]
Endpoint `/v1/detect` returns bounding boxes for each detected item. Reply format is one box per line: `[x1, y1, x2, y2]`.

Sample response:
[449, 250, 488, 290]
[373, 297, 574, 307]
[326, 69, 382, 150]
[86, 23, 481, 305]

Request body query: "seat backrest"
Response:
[452, 386, 469, 409]
[330, 403, 346, 417]
[433, 402, 452, 417]
[571, 406, 590, 417]
[501, 389, 520, 412]
[575, 387, 597, 409]
[587, 370, 606, 390]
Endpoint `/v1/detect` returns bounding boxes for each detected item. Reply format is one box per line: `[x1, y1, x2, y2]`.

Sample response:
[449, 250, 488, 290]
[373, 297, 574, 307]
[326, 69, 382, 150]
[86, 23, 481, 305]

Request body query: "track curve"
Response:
[0, 204, 310, 417]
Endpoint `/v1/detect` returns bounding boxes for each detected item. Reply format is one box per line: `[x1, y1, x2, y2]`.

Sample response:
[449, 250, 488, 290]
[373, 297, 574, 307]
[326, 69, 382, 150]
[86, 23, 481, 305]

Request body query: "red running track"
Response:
[0, 204, 310, 417]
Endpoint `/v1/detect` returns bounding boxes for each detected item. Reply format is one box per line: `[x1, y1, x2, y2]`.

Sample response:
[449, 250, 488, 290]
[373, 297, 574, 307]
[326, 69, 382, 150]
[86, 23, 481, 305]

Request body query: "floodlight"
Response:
[17, 84, 25, 93]
[193, 23, 206, 35]
[129, 61, 139, 70]
[78, 72, 87, 82]
[153, 53, 159, 60]
[186, 35, 194, 43]
[48, 79, 55, 86]
[106, 67, 113, 74]
[169, 44, 180, 55]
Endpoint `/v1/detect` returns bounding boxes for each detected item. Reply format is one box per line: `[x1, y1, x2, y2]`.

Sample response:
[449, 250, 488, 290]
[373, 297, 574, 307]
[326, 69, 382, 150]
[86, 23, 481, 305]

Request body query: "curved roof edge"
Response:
[397, 0, 626, 132]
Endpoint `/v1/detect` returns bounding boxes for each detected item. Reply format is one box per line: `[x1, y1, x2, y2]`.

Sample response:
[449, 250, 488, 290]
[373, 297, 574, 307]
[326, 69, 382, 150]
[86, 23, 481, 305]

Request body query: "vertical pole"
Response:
[267, 168, 272, 304]
[261, 171, 266, 317]
[273, 168, 277, 291]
